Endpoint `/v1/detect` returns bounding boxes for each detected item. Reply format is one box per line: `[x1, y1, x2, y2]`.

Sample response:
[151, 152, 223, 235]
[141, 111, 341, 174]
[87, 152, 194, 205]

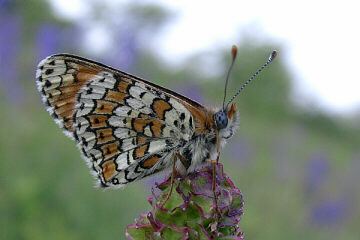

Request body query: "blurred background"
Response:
[1, 0, 360, 239]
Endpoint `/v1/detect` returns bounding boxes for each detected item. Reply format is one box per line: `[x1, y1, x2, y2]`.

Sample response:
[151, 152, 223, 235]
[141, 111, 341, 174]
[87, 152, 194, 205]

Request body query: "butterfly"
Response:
[36, 45, 276, 207]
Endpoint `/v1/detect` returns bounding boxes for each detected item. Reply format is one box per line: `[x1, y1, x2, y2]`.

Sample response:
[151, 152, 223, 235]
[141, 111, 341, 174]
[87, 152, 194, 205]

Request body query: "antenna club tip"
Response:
[270, 50, 278, 61]
[231, 45, 238, 59]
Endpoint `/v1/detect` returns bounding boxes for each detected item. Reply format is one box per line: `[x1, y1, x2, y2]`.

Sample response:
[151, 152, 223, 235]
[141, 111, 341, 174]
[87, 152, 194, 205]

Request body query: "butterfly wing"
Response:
[36, 54, 208, 188]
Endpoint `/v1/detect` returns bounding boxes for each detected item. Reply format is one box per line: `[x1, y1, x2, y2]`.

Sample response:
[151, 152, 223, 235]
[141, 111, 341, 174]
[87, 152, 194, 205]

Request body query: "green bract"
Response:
[126, 164, 244, 240]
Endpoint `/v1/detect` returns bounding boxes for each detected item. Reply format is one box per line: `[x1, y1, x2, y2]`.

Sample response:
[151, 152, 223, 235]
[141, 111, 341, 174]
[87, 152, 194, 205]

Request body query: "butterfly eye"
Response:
[214, 111, 228, 130]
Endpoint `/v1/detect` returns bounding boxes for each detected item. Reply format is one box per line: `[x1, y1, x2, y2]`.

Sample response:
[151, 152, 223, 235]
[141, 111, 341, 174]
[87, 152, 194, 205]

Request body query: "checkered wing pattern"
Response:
[36, 54, 202, 188]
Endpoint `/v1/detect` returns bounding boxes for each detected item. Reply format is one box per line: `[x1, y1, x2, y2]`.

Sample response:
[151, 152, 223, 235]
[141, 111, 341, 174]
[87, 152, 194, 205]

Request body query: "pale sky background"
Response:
[50, 0, 360, 115]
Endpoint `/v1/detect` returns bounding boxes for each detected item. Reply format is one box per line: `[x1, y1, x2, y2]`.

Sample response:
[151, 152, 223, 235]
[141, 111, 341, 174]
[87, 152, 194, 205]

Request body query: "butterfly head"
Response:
[214, 103, 239, 139]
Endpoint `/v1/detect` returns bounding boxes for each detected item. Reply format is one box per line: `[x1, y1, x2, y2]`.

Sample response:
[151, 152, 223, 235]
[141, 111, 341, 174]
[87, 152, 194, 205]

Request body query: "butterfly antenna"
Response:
[225, 50, 277, 108]
[222, 45, 238, 110]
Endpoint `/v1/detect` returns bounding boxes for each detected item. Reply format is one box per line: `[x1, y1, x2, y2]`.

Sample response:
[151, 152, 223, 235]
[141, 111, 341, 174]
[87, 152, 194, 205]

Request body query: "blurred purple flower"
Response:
[174, 83, 205, 105]
[35, 23, 62, 60]
[0, 14, 23, 103]
[101, 27, 138, 72]
[311, 199, 347, 226]
[305, 151, 330, 193]
[62, 25, 82, 53]
[111, 34, 137, 71]
[0, 0, 11, 10]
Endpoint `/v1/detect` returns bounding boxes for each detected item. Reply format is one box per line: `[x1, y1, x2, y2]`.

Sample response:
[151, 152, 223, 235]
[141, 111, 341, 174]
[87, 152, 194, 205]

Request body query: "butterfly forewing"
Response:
[36, 57, 100, 137]
[36, 54, 203, 188]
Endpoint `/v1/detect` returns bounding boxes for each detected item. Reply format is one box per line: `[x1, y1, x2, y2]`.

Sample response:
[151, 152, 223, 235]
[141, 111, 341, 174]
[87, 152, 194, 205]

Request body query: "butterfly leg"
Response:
[160, 151, 187, 208]
[215, 153, 224, 179]
[213, 132, 222, 215]
[211, 159, 222, 217]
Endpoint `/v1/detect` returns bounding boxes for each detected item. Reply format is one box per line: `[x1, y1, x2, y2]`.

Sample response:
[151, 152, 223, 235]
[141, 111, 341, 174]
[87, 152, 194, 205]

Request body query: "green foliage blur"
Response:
[1, 1, 359, 239]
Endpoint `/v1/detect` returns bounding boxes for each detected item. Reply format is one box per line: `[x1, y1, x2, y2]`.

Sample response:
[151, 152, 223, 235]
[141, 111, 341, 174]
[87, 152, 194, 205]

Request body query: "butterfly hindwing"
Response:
[36, 54, 199, 188]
